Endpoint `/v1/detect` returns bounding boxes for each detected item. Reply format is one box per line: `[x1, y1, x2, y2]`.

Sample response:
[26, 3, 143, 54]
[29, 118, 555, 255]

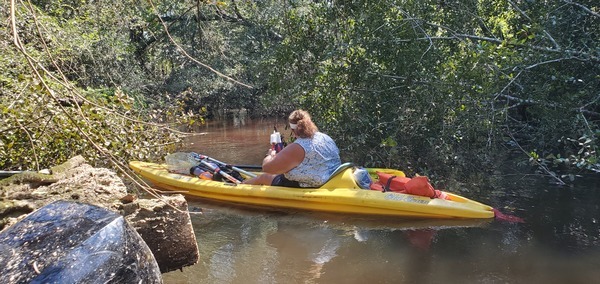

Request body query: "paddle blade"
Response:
[493, 208, 525, 223]
[164, 152, 199, 174]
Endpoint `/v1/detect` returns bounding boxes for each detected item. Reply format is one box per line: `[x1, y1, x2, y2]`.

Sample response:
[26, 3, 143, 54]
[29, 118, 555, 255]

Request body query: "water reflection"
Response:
[163, 118, 600, 284]
[164, 201, 495, 284]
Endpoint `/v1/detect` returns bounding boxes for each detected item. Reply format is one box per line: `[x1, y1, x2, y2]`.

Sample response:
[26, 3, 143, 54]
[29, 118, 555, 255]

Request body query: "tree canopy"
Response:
[1, 0, 598, 185]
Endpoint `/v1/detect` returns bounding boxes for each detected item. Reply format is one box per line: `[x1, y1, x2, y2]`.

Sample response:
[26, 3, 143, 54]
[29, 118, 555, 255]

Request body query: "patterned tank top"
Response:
[285, 132, 341, 187]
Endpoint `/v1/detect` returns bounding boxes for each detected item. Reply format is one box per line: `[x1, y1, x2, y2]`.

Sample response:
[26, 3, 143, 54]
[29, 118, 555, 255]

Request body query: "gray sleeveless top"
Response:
[285, 132, 341, 187]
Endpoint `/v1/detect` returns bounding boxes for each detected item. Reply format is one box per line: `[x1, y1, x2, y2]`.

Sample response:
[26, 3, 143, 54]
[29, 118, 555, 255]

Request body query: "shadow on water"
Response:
[163, 118, 600, 284]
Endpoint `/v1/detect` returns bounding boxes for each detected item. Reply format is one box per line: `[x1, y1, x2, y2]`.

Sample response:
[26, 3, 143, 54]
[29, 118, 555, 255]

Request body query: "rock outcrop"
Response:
[0, 156, 199, 273]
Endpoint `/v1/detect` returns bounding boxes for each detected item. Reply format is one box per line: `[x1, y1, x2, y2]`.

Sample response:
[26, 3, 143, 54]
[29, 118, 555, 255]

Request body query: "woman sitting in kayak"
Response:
[243, 109, 341, 187]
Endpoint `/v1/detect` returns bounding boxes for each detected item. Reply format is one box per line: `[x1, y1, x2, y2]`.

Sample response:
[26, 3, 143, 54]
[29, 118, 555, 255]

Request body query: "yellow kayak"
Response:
[129, 161, 495, 219]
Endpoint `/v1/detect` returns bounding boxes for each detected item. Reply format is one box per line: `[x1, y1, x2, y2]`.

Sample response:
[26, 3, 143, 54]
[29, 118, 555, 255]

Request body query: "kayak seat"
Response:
[319, 163, 361, 189]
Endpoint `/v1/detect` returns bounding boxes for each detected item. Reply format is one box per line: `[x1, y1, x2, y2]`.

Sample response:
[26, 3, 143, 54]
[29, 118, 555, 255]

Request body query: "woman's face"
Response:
[289, 122, 297, 138]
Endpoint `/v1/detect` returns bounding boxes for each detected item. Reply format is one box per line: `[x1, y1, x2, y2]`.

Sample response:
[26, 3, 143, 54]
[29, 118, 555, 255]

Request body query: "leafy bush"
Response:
[0, 1, 201, 172]
[259, 0, 599, 183]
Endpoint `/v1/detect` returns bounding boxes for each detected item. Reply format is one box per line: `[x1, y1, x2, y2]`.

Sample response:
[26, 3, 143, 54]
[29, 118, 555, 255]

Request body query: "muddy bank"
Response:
[0, 156, 199, 274]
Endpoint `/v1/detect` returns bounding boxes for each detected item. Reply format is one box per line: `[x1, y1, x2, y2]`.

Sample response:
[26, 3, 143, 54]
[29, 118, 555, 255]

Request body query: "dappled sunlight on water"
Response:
[163, 118, 600, 284]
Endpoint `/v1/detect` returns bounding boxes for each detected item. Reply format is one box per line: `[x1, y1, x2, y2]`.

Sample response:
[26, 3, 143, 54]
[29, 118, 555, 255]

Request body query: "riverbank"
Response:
[0, 156, 199, 279]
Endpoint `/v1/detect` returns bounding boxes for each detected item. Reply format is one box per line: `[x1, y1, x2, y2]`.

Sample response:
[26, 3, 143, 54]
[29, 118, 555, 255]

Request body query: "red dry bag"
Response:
[370, 172, 449, 199]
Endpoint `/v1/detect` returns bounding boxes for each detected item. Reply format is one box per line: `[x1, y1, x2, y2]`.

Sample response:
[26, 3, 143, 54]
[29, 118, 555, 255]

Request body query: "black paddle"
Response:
[191, 153, 257, 178]
[230, 164, 262, 170]
[196, 158, 243, 184]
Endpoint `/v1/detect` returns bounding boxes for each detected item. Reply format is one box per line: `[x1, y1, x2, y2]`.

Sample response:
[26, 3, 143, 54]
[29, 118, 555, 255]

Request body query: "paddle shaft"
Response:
[0, 171, 23, 178]
[198, 160, 241, 184]
[231, 164, 262, 170]
[194, 154, 257, 178]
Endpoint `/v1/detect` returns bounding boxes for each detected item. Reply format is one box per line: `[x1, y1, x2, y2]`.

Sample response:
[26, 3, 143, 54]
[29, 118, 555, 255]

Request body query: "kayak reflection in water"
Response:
[243, 109, 341, 187]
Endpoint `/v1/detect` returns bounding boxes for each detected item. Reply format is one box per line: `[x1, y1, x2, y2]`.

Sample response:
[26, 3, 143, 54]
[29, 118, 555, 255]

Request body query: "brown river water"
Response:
[162, 118, 600, 284]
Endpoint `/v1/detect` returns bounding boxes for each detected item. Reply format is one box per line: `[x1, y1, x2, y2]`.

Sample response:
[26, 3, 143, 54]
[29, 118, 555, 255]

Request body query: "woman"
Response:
[243, 110, 341, 187]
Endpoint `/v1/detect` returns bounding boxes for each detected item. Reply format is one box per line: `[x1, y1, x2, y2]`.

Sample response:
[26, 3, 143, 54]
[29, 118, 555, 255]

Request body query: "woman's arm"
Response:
[262, 143, 304, 174]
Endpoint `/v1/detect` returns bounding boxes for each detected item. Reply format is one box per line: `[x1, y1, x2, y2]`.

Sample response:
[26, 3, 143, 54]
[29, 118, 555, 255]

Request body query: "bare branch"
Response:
[564, 0, 600, 18]
[401, 12, 436, 59]
[495, 57, 569, 92]
[147, 0, 254, 89]
[508, 0, 560, 49]
[395, 33, 598, 62]
[506, 130, 566, 185]
[390, 12, 597, 61]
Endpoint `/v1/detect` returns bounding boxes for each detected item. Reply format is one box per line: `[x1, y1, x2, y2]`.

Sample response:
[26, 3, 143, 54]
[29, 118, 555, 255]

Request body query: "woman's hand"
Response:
[262, 149, 277, 165]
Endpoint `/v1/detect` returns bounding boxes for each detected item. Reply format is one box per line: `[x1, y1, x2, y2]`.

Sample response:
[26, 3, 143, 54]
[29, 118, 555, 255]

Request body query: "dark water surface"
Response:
[162, 119, 600, 284]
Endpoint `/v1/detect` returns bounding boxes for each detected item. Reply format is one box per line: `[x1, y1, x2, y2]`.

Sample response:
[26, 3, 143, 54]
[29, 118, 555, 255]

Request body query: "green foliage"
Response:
[258, 0, 599, 183]
[0, 1, 202, 171]
[1, 0, 598, 185]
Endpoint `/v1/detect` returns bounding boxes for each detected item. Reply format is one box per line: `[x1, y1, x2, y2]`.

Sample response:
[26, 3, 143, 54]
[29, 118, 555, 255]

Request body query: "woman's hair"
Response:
[288, 109, 318, 138]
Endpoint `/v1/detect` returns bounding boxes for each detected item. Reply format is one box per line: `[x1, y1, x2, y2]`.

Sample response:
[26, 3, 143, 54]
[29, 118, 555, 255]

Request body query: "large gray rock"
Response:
[0, 200, 162, 283]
